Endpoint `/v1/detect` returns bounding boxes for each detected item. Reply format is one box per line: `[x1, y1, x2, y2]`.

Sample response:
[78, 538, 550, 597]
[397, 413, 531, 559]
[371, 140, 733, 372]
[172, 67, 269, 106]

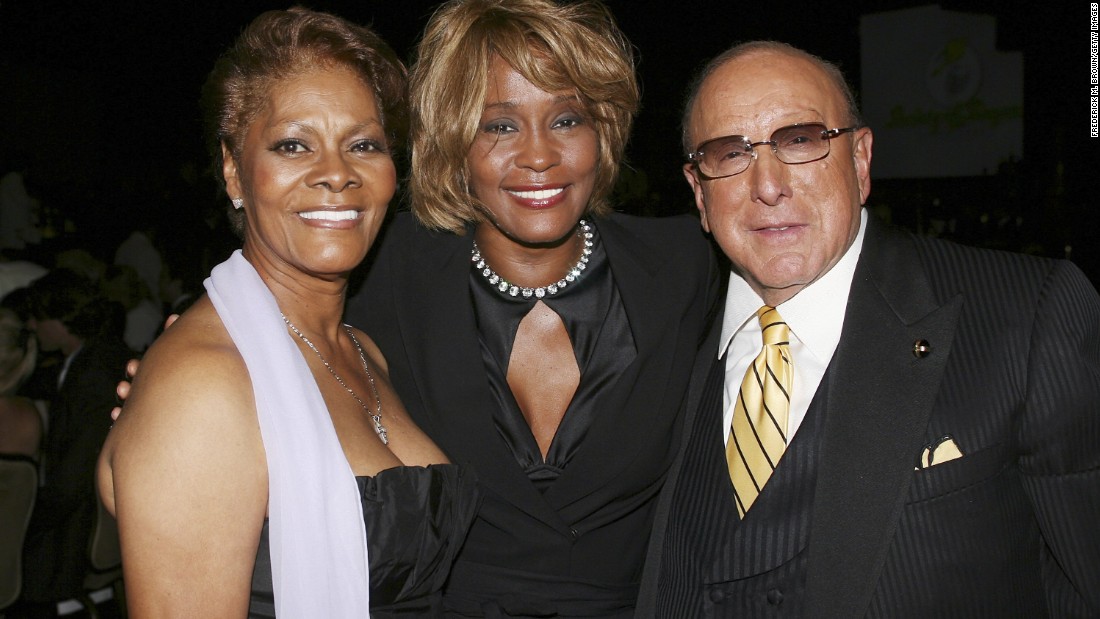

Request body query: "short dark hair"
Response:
[28, 269, 117, 340]
[201, 6, 408, 235]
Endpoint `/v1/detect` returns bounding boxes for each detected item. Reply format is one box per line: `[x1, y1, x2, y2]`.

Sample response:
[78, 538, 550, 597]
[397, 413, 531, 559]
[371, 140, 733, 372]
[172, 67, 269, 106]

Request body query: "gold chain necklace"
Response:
[282, 314, 388, 444]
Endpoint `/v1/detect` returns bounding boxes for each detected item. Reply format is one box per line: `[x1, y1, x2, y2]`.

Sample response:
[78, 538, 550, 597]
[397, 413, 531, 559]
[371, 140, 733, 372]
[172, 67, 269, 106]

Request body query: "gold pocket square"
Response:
[915, 435, 964, 470]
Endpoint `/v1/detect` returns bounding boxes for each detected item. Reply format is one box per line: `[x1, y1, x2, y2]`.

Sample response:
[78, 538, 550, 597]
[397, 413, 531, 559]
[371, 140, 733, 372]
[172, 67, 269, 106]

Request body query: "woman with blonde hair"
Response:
[348, 0, 718, 614]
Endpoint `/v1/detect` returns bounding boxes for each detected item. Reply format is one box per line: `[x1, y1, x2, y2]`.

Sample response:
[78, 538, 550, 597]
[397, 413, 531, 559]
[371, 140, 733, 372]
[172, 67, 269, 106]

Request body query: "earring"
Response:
[231, 198, 244, 210]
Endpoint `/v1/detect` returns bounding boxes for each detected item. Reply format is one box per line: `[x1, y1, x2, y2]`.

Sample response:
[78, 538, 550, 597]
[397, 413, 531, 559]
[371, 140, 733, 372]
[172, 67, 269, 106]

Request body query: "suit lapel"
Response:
[637, 311, 724, 609]
[594, 215, 665, 357]
[392, 226, 566, 531]
[805, 221, 962, 616]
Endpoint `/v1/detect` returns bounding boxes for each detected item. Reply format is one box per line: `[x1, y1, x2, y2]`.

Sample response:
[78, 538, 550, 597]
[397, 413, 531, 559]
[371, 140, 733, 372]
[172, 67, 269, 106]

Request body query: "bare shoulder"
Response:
[100, 295, 266, 514]
[108, 297, 256, 448]
[98, 296, 267, 616]
[0, 396, 42, 458]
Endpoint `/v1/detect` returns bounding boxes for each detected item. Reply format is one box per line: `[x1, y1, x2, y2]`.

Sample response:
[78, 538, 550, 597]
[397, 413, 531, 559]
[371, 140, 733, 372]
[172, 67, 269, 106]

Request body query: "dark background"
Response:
[2, 1, 1095, 283]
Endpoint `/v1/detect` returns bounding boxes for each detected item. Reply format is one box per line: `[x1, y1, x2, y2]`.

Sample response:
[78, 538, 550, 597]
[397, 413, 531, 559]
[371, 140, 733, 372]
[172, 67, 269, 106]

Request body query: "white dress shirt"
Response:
[718, 209, 868, 445]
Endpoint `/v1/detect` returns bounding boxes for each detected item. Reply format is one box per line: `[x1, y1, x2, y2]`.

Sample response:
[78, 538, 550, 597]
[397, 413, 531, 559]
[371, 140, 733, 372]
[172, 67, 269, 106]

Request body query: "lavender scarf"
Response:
[205, 250, 370, 617]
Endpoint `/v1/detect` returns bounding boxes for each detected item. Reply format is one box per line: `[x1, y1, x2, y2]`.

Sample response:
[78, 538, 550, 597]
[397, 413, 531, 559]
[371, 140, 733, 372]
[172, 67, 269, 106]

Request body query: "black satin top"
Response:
[470, 222, 637, 490]
[248, 464, 478, 618]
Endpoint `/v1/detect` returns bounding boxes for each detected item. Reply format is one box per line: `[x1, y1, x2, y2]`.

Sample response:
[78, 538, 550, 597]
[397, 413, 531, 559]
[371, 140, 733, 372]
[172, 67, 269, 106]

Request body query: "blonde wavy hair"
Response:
[409, 0, 639, 233]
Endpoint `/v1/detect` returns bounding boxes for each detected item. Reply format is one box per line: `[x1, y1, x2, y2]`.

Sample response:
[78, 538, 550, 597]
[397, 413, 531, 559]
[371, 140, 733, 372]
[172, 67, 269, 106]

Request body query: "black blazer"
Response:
[640, 217, 1100, 617]
[347, 211, 719, 615]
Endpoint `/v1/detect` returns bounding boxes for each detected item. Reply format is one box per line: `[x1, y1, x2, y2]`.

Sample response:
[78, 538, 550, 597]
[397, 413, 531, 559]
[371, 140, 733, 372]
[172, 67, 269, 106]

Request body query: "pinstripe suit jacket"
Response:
[639, 217, 1100, 618]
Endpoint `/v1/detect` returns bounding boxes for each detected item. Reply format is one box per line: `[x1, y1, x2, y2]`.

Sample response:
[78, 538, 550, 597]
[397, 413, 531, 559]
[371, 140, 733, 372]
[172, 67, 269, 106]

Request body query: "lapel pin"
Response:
[912, 339, 931, 358]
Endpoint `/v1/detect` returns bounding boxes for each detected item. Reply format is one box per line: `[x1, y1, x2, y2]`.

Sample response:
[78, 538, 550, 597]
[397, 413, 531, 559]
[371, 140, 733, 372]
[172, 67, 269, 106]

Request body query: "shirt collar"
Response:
[718, 208, 868, 360]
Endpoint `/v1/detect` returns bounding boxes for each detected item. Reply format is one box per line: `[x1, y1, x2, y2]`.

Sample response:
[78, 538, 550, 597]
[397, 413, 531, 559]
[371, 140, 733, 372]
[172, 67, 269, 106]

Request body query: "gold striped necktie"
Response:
[726, 306, 793, 517]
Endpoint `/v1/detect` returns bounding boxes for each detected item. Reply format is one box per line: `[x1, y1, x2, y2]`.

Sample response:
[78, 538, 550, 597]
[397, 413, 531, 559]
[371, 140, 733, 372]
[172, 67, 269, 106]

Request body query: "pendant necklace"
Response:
[282, 314, 389, 444]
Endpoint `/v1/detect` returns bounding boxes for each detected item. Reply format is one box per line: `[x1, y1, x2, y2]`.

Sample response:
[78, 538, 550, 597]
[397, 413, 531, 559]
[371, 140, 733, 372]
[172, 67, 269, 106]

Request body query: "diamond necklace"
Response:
[282, 314, 388, 444]
[471, 219, 594, 299]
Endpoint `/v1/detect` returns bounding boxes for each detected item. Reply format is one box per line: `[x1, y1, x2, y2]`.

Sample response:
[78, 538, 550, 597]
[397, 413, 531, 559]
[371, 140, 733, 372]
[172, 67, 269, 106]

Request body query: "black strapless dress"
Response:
[248, 464, 479, 617]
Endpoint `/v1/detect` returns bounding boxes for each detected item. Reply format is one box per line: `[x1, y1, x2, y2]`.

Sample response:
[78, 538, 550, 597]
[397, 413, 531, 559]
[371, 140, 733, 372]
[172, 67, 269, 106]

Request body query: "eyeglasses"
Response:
[686, 123, 859, 180]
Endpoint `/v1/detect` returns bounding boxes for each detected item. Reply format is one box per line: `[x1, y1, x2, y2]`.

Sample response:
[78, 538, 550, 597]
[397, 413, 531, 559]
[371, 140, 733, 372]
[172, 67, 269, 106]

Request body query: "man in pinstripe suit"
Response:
[637, 41, 1100, 617]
